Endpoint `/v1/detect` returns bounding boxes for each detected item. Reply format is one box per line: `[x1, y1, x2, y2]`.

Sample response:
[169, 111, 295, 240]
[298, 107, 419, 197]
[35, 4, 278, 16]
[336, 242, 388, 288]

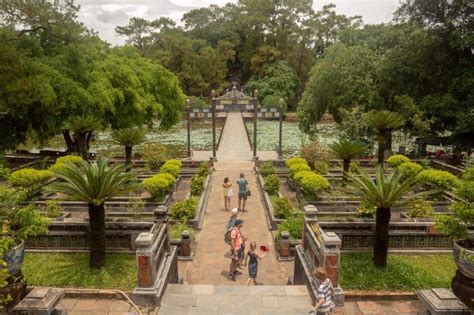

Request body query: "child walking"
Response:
[243, 241, 266, 285]
[311, 267, 335, 315]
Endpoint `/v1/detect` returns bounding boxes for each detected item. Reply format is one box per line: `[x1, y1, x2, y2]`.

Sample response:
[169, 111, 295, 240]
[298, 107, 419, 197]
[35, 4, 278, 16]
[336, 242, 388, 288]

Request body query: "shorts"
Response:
[238, 192, 248, 201]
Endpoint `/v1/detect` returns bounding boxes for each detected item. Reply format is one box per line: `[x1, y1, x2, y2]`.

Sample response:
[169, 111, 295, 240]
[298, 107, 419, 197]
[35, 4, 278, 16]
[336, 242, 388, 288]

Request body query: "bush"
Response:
[357, 203, 376, 218]
[300, 140, 328, 167]
[397, 162, 423, 177]
[190, 175, 205, 196]
[349, 160, 361, 173]
[387, 154, 410, 168]
[289, 163, 311, 177]
[142, 143, 167, 170]
[165, 159, 183, 169]
[408, 199, 434, 219]
[196, 161, 211, 177]
[313, 160, 328, 175]
[259, 161, 276, 177]
[0, 165, 11, 180]
[285, 157, 307, 168]
[418, 169, 460, 191]
[294, 171, 314, 185]
[49, 155, 83, 172]
[277, 215, 303, 239]
[0, 185, 28, 208]
[169, 198, 197, 222]
[273, 197, 294, 219]
[169, 223, 194, 240]
[8, 168, 52, 189]
[300, 173, 329, 199]
[264, 174, 280, 195]
[457, 180, 474, 202]
[462, 166, 474, 182]
[43, 200, 63, 218]
[141, 173, 176, 200]
[261, 95, 287, 114]
[160, 163, 181, 178]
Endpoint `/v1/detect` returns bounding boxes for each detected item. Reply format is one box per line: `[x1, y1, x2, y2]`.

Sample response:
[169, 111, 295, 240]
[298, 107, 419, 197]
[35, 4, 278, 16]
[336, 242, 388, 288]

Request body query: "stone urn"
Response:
[1, 240, 25, 276]
[451, 240, 474, 309]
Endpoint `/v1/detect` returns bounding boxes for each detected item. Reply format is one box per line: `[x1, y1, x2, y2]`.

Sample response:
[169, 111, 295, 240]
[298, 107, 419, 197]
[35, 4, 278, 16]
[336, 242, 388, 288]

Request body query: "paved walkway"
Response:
[216, 112, 253, 161]
[57, 297, 157, 315]
[179, 161, 292, 285]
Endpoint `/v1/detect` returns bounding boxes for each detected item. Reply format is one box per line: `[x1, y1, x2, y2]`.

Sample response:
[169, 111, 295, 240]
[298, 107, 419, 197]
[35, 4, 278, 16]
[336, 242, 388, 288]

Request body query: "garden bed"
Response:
[22, 253, 136, 291]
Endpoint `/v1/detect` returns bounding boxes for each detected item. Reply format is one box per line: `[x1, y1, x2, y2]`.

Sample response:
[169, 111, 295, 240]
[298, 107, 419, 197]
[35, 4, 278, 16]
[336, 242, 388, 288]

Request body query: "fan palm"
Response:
[329, 139, 365, 183]
[345, 166, 431, 268]
[365, 111, 404, 166]
[47, 160, 138, 268]
[62, 116, 101, 161]
[111, 128, 146, 170]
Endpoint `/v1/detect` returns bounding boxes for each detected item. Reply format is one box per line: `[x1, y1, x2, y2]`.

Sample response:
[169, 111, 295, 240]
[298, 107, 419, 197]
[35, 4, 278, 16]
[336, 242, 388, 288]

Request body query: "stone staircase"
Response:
[158, 284, 313, 314]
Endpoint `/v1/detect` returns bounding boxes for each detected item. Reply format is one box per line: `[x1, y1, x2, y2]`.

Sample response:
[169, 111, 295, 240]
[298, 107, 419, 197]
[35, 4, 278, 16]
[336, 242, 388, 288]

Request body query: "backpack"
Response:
[224, 229, 232, 244]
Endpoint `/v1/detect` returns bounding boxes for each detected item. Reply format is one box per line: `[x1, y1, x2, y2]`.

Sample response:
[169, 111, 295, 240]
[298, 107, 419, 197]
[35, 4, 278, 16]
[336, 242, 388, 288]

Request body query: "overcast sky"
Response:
[75, 0, 400, 45]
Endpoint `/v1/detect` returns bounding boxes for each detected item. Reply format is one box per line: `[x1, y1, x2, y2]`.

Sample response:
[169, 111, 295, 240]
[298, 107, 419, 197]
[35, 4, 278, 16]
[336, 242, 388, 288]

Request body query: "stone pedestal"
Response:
[279, 231, 290, 257]
[181, 230, 191, 257]
[303, 205, 318, 219]
[417, 288, 472, 314]
[14, 287, 64, 315]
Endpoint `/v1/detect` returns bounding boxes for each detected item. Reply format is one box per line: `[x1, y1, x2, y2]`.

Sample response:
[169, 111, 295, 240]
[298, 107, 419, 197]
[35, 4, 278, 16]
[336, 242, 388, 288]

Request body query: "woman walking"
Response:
[223, 177, 233, 211]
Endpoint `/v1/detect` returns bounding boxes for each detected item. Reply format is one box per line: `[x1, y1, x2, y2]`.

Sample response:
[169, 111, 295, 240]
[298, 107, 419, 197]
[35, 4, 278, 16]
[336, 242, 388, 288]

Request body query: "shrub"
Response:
[349, 161, 361, 173]
[0, 185, 28, 208]
[196, 161, 211, 177]
[313, 160, 328, 175]
[43, 200, 64, 218]
[190, 175, 205, 196]
[387, 154, 410, 168]
[165, 159, 183, 169]
[0, 165, 10, 180]
[300, 140, 328, 167]
[8, 168, 52, 189]
[294, 171, 314, 185]
[142, 143, 167, 170]
[141, 173, 176, 200]
[160, 163, 181, 178]
[285, 157, 307, 168]
[418, 169, 460, 191]
[169, 198, 197, 222]
[260, 161, 276, 177]
[462, 166, 474, 182]
[264, 174, 280, 195]
[436, 202, 474, 241]
[408, 199, 434, 219]
[289, 163, 311, 177]
[273, 197, 294, 219]
[457, 180, 474, 202]
[300, 173, 329, 199]
[169, 223, 194, 240]
[49, 155, 83, 172]
[397, 162, 423, 177]
[277, 215, 303, 239]
[357, 203, 376, 218]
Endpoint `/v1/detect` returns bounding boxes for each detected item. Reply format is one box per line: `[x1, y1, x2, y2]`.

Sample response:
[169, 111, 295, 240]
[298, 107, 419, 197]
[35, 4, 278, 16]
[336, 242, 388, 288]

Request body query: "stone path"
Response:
[57, 297, 157, 315]
[158, 284, 424, 315]
[179, 161, 292, 285]
[216, 112, 253, 161]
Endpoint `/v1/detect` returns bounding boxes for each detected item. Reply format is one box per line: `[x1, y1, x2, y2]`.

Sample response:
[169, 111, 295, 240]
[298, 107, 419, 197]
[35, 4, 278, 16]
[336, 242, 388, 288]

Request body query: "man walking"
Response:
[229, 219, 243, 281]
[237, 173, 249, 212]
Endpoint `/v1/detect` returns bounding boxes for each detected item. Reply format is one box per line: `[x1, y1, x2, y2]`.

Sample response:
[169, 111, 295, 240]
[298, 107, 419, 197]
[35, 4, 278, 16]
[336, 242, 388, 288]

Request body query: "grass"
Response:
[23, 253, 136, 291]
[340, 253, 456, 291]
[169, 223, 194, 240]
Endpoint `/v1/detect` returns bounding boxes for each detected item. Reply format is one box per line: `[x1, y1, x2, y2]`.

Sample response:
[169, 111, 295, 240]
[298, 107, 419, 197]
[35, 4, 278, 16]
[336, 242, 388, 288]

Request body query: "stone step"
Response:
[159, 285, 313, 314]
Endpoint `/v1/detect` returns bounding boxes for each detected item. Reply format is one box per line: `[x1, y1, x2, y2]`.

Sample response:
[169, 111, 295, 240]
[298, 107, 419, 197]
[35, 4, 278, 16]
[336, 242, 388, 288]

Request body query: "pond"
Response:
[245, 121, 339, 158]
[16, 121, 223, 159]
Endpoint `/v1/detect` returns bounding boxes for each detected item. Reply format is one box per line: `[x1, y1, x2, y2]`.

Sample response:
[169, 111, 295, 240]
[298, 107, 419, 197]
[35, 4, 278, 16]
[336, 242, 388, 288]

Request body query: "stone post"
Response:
[211, 90, 217, 159]
[280, 231, 290, 257]
[186, 99, 191, 158]
[180, 230, 191, 257]
[321, 231, 344, 306]
[14, 287, 65, 315]
[135, 232, 156, 288]
[278, 98, 284, 159]
[253, 89, 258, 158]
[303, 204, 318, 219]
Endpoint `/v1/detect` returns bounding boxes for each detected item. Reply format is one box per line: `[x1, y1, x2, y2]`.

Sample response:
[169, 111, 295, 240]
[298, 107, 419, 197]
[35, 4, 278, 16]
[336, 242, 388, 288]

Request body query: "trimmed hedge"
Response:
[313, 160, 329, 175]
[273, 196, 294, 219]
[49, 155, 83, 172]
[294, 170, 314, 185]
[397, 162, 423, 177]
[286, 157, 307, 168]
[300, 172, 329, 199]
[169, 198, 197, 222]
[289, 163, 311, 177]
[8, 168, 52, 188]
[387, 154, 410, 168]
[196, 161, 211, 177]
[190, 175, 205, 196]
[160, 163, 181, 178]
[141, 173, 176, 200]
[418, 169, 460, 191]
[264, 174, 280, 195]
[260, 161, 276, 177]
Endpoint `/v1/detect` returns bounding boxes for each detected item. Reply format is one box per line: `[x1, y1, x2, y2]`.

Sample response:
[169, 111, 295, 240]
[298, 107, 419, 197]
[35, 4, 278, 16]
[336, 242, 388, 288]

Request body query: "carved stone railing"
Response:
[294, 221, 344, 306]
[132, 223, 178, 306]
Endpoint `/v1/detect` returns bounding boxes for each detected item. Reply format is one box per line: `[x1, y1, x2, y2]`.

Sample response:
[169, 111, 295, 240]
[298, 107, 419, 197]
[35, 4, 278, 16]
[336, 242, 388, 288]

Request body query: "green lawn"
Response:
[23, 253, 136, 291]
[340, 253, 456, 291]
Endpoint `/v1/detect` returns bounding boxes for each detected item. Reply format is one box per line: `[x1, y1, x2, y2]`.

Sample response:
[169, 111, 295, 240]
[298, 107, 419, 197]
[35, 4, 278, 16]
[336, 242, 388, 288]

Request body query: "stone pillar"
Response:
[280, 231, 290, 257]
[180, 230, 191, 257]
[135, 232, 156, 288]
[321, 231, 344, 306]
[303, 205, 318, 219]
[14, 287, 65, 315]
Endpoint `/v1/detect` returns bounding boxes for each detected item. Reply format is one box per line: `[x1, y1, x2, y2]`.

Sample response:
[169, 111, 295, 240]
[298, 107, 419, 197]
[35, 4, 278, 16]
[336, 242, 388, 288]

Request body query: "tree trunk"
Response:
[342, 159, 350, 184]
[62, 131, 75, 153]
[373, 207, 391, 268]
[88, 203, 106, 269]
[377, 131, 392, 167]
[418, 137, 427, 158]
[125, 145, 132, 172]
[77, 132, 89, 161]
[377, 138, 385, 166]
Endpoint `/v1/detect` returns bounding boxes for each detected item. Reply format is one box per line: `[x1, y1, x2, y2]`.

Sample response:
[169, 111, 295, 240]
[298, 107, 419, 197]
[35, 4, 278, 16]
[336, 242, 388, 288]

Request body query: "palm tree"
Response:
[47, 160, 138, 268]
[111, 128, 146, 170]
[329, 139, 365, 183]
[344, 166, 430, 268]
[365, 111, 404, 166]
[62, 116, 101, 161]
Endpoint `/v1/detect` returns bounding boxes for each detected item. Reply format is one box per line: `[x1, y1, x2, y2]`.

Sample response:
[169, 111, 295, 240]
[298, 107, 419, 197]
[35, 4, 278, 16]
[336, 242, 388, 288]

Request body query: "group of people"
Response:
[223, 173, 266, 284]
[222, 173, 335, 314]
